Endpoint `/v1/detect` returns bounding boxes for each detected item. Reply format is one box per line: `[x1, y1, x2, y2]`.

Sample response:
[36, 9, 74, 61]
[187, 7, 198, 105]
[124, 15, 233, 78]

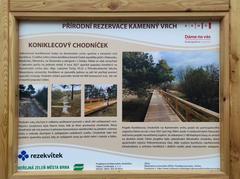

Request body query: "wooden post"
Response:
[0, 0, 8, 179]
[230, 0, 240, 178]
[175, 98, 179, 113]
[186, 111, 190, 122]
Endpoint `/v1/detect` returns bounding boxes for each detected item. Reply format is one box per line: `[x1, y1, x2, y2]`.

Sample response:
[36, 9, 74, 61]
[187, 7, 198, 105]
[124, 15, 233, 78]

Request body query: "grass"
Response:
[122, 94, 152, 122]
[51, 108, 62, 117]
[68, 94, 81, 116]
[51, 93, 81, 117]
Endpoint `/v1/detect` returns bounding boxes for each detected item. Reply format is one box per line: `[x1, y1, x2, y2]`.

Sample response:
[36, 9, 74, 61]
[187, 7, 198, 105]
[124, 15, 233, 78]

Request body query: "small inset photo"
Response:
[51, 84, 81, 117]
[85, 84, 117, 117]
[19, 84, 48, 117]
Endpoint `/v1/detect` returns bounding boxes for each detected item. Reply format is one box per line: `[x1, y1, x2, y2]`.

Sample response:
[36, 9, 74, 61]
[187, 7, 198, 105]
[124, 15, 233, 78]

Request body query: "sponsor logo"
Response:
[18, 150, 63, 161]
[30, 152, 63, 159]
[73, 163, 84, 171]
[18, 150, 29, 161]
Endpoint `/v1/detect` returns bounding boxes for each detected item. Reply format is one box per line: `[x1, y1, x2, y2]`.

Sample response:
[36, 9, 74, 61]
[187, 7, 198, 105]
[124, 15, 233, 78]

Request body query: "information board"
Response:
[18, 21, 220, 171]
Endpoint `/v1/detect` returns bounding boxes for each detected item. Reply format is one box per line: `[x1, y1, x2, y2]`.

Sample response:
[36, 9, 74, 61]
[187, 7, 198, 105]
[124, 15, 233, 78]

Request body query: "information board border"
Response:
[9, 0, 230, 12]
[5, 12, 230, 179]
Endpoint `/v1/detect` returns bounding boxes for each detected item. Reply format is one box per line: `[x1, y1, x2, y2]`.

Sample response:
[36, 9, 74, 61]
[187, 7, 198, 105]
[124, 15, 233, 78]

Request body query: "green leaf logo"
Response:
[73, 164, 84, 171]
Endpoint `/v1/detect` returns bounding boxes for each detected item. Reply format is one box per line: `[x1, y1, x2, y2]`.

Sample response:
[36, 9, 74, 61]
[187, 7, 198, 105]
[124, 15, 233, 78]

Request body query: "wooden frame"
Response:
[0, 0, 239, 179]
[8, 12, 229, 179]
[9, 0, 230, 12]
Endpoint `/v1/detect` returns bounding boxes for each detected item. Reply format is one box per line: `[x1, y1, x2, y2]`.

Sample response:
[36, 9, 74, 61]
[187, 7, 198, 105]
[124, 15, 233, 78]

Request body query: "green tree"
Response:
[123, 52, 174, 96]
[85, 85, 95, 99]
[154, 59, 175, 90]
[19, 84, 26, 99]
[27, 85, 36, 97]
[35, 87, 48, 110]
[109, 85, 117, 99]
[61, 84, 78, 100]
[178, 64, 219, 112]
[52, 89, 64, 102]
[123, 52, 153, 95]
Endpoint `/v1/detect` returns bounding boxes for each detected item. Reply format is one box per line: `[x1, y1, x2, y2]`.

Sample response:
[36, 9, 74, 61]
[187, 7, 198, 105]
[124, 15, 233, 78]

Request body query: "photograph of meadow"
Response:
[51, 84, 81, 117]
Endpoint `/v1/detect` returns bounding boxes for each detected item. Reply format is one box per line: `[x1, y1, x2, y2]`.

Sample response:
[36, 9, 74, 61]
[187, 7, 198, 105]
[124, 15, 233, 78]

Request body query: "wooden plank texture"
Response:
[220, 14, 230, 175]
[11, 12, 227, 21]
[12, 171, 229, 179]
[4, 0, 233, 177]
[7, 12, 230, 179]
[10, 0, 229, 12]
[230, 0, 240, 178]
[8, 13, 19, 178]
[0, 0, 8, 179]
[144, 90, 181, 122]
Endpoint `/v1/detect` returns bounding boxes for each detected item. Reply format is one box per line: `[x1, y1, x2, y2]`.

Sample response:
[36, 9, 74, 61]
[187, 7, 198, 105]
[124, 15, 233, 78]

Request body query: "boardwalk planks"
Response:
[144, 90, 181, 122]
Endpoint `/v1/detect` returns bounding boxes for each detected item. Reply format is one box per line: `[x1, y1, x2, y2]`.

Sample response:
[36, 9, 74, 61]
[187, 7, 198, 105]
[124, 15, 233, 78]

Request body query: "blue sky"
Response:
[148, 50, 219, 81]
[88, 84, 115, 90]
[149, 51, 219, 69]
[52, 84, 81, 91]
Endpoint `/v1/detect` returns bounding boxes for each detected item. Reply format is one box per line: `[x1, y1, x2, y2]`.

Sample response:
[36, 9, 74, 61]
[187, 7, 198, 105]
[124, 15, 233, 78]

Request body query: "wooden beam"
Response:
[8, 13, 19, 178]
[230, 0, 240, 178]
[220, 13, 230, 175]
[10, 12, 227, 21]
[0, 0, 8, 178]
[12, 171, 229, 179]
[10, 0, 229, 12]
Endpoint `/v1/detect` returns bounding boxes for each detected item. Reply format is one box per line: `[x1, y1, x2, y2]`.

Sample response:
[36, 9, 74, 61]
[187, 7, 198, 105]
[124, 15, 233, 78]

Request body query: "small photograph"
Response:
[85, 84, 117, 117]
[19, 84, 48, 117]
[122, 51, 219, 122]
[51, 84, 81, 117]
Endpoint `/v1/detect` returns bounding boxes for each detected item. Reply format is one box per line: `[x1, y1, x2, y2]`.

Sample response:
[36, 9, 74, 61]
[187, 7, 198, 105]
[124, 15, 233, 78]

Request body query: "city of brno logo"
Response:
[18, 150, 63, 161]
[18, 150, 29, 161]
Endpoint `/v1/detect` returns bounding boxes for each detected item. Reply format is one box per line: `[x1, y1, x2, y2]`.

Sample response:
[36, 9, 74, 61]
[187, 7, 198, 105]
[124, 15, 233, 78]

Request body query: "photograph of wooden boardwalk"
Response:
[85, 84, 117, 117]
[122, 51, 220, 122]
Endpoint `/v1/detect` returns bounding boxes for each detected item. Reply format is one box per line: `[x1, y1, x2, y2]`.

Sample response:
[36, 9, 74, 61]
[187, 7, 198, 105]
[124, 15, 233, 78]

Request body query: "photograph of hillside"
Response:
[85, 84, 117, 117]
[51, 84, 81, 117]
[122, 51, 219, 122]
[19, 84, 48, 117]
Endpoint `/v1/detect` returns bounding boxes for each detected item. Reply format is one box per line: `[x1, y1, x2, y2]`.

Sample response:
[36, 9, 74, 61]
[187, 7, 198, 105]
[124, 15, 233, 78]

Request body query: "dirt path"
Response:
[144, 90, 181, 122]
[19, 98, 47, 117]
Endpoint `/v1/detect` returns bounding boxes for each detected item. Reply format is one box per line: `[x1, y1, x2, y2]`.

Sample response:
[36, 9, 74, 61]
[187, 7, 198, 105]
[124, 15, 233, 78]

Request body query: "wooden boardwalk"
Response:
[144, 90, 181, 122]
[85, 100, 117, 116]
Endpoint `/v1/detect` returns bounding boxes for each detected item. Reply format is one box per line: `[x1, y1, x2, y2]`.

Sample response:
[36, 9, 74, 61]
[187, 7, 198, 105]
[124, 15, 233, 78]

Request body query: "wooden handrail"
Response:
[160, 90, 219, 122]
